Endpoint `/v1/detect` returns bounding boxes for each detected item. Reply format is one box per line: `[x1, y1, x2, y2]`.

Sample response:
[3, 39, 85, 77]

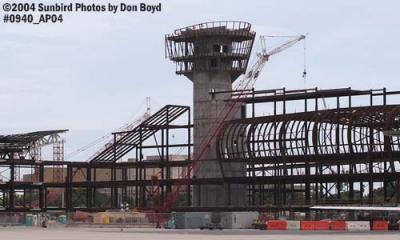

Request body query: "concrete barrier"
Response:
[372, 220, 388, 231]
[314, 221, 330, 230]
[267, 220, 287, 230]
[286, 220, 300, 230]
[300, 221, 315, 230]
[346, 221, 370, 231]
[330, 220, 346, 230]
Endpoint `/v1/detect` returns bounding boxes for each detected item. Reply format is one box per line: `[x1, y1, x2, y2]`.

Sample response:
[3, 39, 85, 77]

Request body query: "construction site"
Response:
[1, 20, 400, 234]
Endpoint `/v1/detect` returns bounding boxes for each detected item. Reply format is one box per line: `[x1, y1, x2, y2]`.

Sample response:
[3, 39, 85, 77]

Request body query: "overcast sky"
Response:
[1, 0, 399, 160]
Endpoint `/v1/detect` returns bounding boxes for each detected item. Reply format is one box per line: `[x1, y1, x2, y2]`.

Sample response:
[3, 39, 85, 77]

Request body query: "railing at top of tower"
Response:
[168, 21, 253, 37]
[165, 23, 256, 61]
[164, 22, 257, 80]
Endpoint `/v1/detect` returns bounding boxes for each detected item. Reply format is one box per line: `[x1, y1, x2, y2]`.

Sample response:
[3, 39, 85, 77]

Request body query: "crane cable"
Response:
[303, 37, 307, 81]
[263, 35, 308, 82]
[65, 97, 149, 160]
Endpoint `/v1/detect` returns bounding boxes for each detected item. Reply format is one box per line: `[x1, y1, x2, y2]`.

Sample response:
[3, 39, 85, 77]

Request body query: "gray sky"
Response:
[1, 0, 399, 160]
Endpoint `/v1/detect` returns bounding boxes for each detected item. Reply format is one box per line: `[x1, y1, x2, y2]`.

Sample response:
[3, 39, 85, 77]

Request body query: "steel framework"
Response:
[220, 87, 400, 208]
[0, 130, 67, 211]
[1, 88, 400, 215]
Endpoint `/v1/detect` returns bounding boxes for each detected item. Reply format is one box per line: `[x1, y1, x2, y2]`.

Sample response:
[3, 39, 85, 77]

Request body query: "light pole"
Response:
[120, 202, 129, 232]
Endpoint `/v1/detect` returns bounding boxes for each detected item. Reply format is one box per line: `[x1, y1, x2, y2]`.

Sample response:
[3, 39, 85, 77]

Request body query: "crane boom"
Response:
[65, 97, 151, 160]
[264, 34, 306, 57]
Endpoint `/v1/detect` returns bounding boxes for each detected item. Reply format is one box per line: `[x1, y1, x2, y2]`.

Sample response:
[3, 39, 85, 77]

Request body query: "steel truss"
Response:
[0, 106, 193, 212]
[1, 88, 400, 214]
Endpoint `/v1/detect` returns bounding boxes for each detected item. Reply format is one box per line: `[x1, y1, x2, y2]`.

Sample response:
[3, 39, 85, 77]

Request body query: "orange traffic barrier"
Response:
[267, 220, 287, 230]
[372, 221, 388, 231]
[314, 221, 330, 230]
[300, 221, 315, 231]
[330, 221, 346, 230]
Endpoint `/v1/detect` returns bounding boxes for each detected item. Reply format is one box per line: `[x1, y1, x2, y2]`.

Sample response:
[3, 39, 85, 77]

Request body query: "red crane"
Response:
[147, 35, 306, 225]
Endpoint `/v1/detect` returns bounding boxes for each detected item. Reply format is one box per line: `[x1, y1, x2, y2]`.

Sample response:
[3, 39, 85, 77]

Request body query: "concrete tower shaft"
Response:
[166, 21, 255, 207]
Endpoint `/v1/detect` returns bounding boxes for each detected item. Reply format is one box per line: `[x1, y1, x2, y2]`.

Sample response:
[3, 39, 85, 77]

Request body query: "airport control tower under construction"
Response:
[165, 21, 255, 207]
[1, 21, 400, 222]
